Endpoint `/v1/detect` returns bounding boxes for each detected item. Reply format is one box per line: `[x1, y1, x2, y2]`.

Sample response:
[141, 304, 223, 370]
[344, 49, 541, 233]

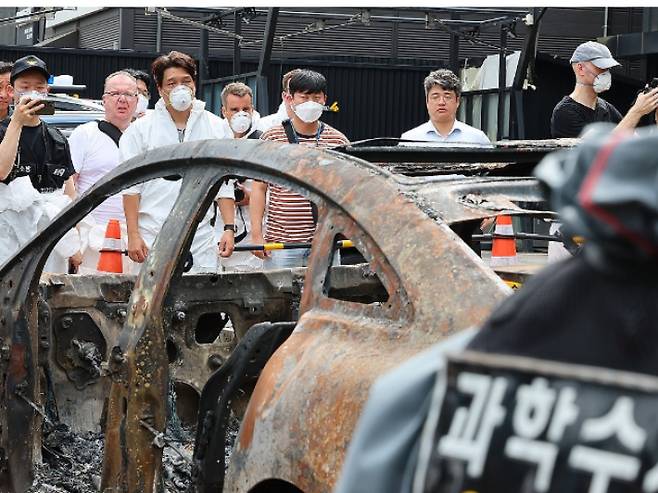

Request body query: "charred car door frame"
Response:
[0, 139, 419, 492]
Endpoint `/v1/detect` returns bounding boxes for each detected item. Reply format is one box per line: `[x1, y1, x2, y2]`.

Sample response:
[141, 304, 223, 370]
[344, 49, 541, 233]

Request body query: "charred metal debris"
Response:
[0, 139, 569, 492]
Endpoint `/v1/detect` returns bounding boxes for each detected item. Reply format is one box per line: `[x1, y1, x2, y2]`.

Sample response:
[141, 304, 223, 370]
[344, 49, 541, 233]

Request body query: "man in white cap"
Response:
[551, 41, 658, 138]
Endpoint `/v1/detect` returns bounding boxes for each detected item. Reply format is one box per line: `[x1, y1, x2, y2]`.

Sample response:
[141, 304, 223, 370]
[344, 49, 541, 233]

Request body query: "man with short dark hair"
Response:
[402, 68, 491, 145]
[123, 68, 151, 118]
[256, 68, 301, 133]
[250, 69, 349, 269]
[120, 51, 235, 273]
[0, 56, 76, 197]
[551, 41, 658, 138]
[0, 61, 13, 121]
[0, 55, 80, 271]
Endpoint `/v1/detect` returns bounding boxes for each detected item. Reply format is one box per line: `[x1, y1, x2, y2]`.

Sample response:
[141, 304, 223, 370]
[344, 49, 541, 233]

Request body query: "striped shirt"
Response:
[261, 122, 349, 243]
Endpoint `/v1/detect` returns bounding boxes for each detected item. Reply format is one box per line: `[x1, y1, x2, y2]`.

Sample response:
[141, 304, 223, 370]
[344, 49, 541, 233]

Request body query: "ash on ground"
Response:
[27, 414, 241, 492]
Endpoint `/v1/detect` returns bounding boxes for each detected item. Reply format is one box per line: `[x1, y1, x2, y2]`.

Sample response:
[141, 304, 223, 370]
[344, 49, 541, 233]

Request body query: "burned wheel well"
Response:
[248, 479, 304, 493]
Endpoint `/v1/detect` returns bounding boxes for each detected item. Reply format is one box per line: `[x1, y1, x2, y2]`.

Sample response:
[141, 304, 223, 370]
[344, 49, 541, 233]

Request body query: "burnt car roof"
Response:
[329, 138, 572, 224]
[334, 137, 579, 177]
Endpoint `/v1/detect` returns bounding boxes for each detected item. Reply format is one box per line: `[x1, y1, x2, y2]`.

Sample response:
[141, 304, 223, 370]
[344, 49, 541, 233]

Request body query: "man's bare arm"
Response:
[123, 194, 149, 263]
[249, 181, 269, 259]
[615, 87, 658, 133]
[217, 197, 235, 257]
[63, 176, 76, 200]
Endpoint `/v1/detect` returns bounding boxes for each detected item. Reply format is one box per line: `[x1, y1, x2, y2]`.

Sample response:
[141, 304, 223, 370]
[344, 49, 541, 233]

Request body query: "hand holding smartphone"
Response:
[18, 91, 55, 115]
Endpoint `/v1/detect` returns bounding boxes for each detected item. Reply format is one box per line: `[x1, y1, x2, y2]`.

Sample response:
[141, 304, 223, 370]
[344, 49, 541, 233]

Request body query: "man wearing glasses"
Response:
[68, 70, 139, 272]
[401, 69, 491, 146]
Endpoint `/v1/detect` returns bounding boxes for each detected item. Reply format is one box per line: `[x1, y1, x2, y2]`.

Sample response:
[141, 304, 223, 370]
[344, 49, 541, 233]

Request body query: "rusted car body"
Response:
[0, 138, 565, 492]
[221, 153, 556, 493]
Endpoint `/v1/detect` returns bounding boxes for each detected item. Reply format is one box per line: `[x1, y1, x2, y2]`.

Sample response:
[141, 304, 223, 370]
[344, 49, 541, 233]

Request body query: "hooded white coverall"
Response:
[120, 98, 233, 273]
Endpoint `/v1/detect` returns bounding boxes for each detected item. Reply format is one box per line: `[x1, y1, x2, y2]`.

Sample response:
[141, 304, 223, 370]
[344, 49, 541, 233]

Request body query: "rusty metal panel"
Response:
[0, 139, 556, 491]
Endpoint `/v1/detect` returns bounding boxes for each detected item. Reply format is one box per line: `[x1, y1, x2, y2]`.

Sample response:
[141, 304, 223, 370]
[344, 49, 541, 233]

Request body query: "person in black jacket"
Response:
[0, 55, 81, 271]
[551, 41, 658, 138]
[0, 55, 75, 198]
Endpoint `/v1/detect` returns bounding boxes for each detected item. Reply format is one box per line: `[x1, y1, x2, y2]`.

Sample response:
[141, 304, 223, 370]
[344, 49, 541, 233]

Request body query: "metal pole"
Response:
[233, 10, 241, 74]
[449, 12, 460, 73]
[156, 10, 162, 53]
[497, 25, 507, 140]
[256, 7, 279, 115]
[199, 26, 209, 83]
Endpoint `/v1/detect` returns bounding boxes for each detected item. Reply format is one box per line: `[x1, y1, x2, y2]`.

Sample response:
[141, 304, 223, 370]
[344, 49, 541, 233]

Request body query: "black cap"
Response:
[10, 55, 50, 85]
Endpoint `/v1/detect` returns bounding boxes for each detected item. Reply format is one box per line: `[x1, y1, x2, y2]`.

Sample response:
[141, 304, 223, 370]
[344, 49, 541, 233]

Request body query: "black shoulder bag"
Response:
[97, 120, 123, 147]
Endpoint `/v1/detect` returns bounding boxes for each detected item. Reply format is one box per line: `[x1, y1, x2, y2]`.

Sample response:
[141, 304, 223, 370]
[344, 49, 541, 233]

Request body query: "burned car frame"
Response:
[0, 138, 566, 492]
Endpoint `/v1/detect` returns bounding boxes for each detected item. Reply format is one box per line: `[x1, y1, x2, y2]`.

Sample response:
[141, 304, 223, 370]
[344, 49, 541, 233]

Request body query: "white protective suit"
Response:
[120, 98, 234, 273]
[256, 102, 288, 133]
[0, 176, 80, 273]
[216, 114, 264, 272]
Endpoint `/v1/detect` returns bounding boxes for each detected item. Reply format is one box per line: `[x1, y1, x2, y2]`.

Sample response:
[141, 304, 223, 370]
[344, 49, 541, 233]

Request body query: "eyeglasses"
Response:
[104, 91, 138, 99]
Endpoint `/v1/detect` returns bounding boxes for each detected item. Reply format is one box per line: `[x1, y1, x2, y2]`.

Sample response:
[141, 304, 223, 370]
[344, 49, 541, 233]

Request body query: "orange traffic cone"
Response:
[490, 215, 518, 266]
[97, 219, 123, 273]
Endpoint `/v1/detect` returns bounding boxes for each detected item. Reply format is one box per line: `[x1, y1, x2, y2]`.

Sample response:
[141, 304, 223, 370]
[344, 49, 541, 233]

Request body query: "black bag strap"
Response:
[247, 129, 263, 140]
[234, 206, 248, 244]
[97, 120, 123, 147]
[281, 118, 298, 144]
[281, 118, 320, 225]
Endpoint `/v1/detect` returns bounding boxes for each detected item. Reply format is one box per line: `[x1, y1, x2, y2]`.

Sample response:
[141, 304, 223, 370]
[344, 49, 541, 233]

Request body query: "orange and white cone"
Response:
[490, 215, 518, 266]
[97, 219, 123, 273]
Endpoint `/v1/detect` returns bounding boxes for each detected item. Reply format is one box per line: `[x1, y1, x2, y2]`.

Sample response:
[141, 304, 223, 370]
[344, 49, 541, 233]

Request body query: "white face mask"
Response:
[293, 101, 324, 123]
[230, 111, 252, 134]
[168, 85, 193, 112]
[592, 70, 612, 94]
[135, 94, 149, 115]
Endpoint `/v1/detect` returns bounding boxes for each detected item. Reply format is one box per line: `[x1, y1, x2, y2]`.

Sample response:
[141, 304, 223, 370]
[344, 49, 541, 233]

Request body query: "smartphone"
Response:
[35, 99, 55, 115]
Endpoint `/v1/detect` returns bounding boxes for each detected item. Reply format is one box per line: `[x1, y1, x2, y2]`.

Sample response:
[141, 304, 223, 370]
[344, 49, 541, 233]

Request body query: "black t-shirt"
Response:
[0, 119, 75, 193]
[550, 96, 623, 138]
[468, 254, 658, 375]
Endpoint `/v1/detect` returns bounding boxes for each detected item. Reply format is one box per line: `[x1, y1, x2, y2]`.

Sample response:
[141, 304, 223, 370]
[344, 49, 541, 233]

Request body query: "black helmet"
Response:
[535, 123, 658, 269]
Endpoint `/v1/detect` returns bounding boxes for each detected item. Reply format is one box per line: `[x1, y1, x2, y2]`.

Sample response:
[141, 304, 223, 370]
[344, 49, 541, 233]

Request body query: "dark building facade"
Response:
[40, 7, 643, 78]
[0, 7, 651, 140]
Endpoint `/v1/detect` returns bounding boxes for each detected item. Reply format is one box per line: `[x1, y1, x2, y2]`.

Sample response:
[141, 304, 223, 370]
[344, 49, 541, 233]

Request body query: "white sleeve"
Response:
[68, 125, 87, 173]
[119, 122, 144, 196]
[118, 122, 143, 163]
[476, 129, 493, 145]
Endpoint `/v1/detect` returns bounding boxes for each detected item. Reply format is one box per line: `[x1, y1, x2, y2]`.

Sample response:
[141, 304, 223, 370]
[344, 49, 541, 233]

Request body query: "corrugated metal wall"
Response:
[0, 8, 17, 46]
[259, 60, 435, 141]
[132, 10, 157, 52]
[0, 43, 440, 140]
[0, 45, 155, 101]
[78, 9, 120, 50]
[0, 5, 647, 142]
[128, 7, 648, 80]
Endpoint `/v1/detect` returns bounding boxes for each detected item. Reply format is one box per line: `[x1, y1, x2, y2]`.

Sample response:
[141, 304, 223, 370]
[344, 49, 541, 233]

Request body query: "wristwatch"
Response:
[223, 224, 237, 232]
